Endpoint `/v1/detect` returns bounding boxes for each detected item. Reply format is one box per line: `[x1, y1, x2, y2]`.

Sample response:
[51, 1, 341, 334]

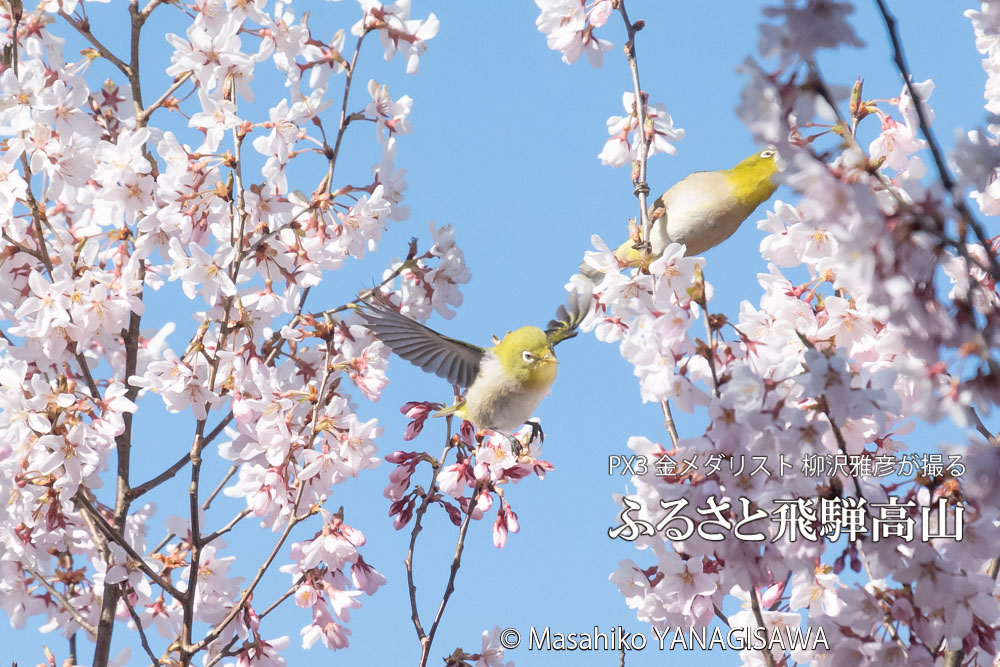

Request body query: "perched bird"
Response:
[585, 148, 779, 276]
[359, 291, 591, 441]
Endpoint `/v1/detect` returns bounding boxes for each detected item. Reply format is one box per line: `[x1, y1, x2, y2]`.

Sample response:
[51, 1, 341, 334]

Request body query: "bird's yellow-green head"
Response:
[493, 326, 557, 389]
[725, 148, 779, 208]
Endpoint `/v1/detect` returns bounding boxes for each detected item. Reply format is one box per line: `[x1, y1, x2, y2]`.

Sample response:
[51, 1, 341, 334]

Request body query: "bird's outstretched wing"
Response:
[359, 298, 485, 388]
[545, 289, 593, 346]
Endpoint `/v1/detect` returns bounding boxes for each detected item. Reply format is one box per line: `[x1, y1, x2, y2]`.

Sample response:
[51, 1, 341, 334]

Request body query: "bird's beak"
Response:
[542, 352, 557, 365]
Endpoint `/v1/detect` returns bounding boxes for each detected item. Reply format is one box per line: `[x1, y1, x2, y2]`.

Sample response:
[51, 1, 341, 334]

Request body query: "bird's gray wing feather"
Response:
[545, 289, 593, 346]
[359, 300, 485, 388]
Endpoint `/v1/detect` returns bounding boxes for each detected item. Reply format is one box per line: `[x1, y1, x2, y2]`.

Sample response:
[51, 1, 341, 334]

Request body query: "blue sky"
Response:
[2, 2, 995, 666]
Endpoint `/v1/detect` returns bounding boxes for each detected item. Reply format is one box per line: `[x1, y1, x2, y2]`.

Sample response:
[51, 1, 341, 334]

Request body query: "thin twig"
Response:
[58, 10, 131, 76]
[203, 577, 303, 667]
[24, 566, 98, 637]
[74, 495, 184, 601]
[120, 583, 161, 666]
[407, 423, 456, 643]
[140, 71, 193, 122]
[202, 508, 253, 545]
[327, 32, 366, 185]
[419, 481, 484, 667]
[821, 400, 867, 503]
[149, 462, 238, 556]
[873, 0, 1000, 282]
[186, 485, 311, 655]
[129, 450, 193, 500]
[966, 406, 996, 442]
[615, 0, 653, 254]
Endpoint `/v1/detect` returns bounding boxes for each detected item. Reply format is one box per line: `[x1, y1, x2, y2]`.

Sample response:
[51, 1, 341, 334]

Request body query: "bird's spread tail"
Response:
[545, 288, 593, 345]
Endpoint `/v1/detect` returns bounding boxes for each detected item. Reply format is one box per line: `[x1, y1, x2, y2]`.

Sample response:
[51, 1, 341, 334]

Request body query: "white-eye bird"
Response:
[585, 148, 779, 276]
[360, 291, 591, 439]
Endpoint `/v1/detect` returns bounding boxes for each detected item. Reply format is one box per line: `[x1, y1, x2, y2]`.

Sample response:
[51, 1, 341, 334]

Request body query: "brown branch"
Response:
[407, 424, 456, 643]
[419, 480, 483, 667]
[149, 462, 238, 556]
[659, 401, 679, 448]
[24, 566, 98, 637]
[120, 583, 160, 666]
[93, 1, 157, 660]
[327, 32, 366, 185]
[873, 0, 1000, 283]
[820, 400, 867, 502]
[967, 406, 996, 442]
[185, 485, 312, 656]
[138, 0, 168, 24]
[1, 230, 44, 261]
[140, 71, 193, 123]
[202, 577, 302, 667]
[202, 508, 253, 545]
[58, 10, 131, 77]
[74, 495, 184, 601]
[615, 0, 653, 254]
[129, 450, 192, 500]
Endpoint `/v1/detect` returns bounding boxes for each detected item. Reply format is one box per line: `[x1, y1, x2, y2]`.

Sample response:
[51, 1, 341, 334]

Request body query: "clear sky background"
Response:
[2, 2, 995, 666]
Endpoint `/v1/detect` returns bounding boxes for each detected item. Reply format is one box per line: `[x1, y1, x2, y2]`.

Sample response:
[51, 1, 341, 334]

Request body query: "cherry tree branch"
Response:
[120, 583, 161, 666]
[407, 425, 456, 643]
[24, 566, 98, 637]
[659, 401, 679, 448]
[74, 494, 185, 601]
[328, 31, 367, 186]
[186, 484, 312, 656]
[58, 10, 131, 76]
[615, 0, 687, 453]
[203, 577, 303, 667]
[420, 480, 484, 667]
[139, 71, 193, 123]
[614, 0, 653, 251]
[202, 508, 253, 545]
[873, 0, 1000, 284]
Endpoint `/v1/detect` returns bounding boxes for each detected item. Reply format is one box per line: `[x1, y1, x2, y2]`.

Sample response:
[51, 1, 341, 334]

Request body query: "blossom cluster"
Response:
[0, 0, 460, 665]
[547, 1, 1000, 665]
[387, 407, 552, 550]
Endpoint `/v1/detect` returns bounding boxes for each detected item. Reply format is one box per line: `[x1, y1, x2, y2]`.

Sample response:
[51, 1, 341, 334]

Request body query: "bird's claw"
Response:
[505, 432, 523, 458]
[525, 421, 544, 445]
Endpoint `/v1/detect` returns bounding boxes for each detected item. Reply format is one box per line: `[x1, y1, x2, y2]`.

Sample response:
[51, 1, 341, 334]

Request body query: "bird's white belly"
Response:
[464, 356, 552, 431]
[653, 177, 751, 256]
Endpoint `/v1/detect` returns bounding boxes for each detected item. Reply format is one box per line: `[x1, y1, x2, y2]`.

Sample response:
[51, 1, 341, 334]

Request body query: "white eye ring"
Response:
[522, 351, 534, 363]
[760, 149, 775, 159]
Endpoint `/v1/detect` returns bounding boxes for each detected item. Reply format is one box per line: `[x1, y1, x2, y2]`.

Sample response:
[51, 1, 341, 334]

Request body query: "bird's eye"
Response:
[522, 351, 534, 363]
[760, 149, 775, 159]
